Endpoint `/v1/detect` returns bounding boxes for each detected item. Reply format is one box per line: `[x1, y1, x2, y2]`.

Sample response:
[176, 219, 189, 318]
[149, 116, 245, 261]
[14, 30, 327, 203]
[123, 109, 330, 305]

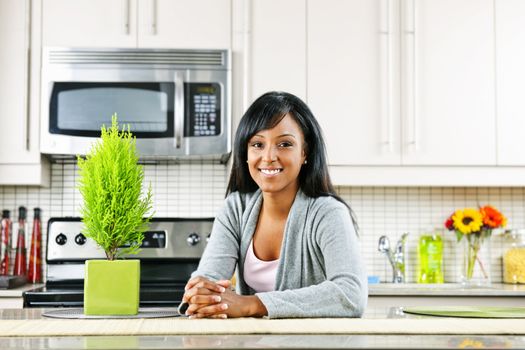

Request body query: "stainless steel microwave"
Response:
[40, 47, 231, 162]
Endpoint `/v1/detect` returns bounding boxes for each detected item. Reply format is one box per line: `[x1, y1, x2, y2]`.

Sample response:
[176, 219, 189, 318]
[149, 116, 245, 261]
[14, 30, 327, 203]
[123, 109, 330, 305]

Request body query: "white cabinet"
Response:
[308, 0, 495, 166]
[0, 0, 49, 186]
[42, 0, 138, 48]
[42, 0, 231, 49]
[308, 0, 401, 165]
[137, 0, 231, 49]
[496, 0, 525, 165]
[400, 0, 495, 166]
[248, 0, 306, 102]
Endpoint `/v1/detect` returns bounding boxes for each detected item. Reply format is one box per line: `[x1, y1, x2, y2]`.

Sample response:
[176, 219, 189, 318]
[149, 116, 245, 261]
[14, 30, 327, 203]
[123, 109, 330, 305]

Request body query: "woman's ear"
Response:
[302, 146, 308, 164]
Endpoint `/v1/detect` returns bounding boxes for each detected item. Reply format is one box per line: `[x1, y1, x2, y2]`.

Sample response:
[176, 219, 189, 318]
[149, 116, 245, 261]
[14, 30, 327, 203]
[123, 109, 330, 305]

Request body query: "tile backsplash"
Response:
[1, 162, 523, 284]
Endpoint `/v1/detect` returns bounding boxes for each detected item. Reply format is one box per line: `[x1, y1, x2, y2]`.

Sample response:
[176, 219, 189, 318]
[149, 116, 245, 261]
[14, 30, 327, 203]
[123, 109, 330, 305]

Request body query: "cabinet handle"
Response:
[404, 0, 418, 150]
[380, 0, 393, 152]
[123, 0, 130, 34]
[24, 0, 32, 151]
[174, 72, 184, 149]
[151, 0, 157, 35]
[242, 0, 252, 110]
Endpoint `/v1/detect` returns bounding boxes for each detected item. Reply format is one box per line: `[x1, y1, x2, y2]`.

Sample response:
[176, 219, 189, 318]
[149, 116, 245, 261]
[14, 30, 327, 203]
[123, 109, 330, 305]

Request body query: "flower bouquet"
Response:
[444, 205, 507, 285]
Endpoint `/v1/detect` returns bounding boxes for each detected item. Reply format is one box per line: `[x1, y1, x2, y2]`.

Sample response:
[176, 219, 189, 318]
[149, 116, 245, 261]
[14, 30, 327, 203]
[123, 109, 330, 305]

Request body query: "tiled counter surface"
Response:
[0, 308, 524, 349]
[368, 283, 525, 308]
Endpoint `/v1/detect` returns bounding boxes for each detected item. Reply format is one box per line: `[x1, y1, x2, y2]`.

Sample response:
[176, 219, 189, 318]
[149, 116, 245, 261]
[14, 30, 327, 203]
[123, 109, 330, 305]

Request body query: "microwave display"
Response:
[185, 83, 221, 137]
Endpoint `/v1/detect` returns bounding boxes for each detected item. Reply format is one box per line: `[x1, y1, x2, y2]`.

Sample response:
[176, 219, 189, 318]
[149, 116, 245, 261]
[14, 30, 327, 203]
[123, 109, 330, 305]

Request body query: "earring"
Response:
[304, 160, 307, 164]
[246, 160, 249, 163]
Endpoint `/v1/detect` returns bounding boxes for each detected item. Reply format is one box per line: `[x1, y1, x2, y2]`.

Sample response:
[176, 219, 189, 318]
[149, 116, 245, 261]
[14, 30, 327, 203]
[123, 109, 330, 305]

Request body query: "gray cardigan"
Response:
[192, 189, 368, 318]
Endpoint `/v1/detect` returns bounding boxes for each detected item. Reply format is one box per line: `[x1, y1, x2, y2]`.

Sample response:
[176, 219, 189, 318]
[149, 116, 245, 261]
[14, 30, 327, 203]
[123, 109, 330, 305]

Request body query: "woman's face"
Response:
[247, 114, 306, 196]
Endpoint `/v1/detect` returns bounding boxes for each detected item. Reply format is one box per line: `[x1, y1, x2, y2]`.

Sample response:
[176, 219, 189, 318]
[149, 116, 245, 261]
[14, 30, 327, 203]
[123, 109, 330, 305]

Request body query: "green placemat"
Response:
[403, 306, 525, 318]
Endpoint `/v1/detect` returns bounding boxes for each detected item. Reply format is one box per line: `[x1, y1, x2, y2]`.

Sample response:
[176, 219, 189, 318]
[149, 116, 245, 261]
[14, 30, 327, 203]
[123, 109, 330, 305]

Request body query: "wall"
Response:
[0, 162, 522, 284]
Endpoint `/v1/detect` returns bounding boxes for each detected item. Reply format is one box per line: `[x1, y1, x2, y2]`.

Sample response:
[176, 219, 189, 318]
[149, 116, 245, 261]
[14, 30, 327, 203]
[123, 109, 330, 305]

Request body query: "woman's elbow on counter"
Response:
[342, 280, 368, 318]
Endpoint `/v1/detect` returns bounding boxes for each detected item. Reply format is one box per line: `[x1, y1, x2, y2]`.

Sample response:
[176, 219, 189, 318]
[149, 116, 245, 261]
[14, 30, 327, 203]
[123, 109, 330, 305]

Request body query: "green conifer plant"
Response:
[77, 115, 153, 260]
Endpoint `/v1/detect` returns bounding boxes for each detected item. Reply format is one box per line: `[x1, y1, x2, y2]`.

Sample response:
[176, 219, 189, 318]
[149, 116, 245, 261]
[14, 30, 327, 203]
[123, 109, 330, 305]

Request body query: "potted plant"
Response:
[77, 115, 153, 315]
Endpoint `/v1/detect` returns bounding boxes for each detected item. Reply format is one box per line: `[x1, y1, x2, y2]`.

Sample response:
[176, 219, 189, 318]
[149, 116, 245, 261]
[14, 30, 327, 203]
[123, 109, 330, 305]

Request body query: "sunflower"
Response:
[452, 208, 483, 234]
[480, 205, 507, 229]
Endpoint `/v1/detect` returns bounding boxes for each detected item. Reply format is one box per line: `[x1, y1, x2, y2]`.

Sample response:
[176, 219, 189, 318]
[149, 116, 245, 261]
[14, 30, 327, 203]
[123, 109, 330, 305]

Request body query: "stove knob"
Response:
[75, 233, 87, 245]
[55, 233, 67, 245]
[186, 233, 201, 246]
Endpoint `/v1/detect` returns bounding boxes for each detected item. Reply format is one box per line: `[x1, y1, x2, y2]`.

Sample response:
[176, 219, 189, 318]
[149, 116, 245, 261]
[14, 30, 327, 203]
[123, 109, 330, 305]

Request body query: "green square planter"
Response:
[84, 259, 140, 316]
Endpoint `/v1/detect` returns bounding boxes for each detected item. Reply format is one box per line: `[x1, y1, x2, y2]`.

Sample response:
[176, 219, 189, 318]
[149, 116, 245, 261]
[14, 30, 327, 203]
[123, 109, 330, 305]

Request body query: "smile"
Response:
[259, 168, 283, 175]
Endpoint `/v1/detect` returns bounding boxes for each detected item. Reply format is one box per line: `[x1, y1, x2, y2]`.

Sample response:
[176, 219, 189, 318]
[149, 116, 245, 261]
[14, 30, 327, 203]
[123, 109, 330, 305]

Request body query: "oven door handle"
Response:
[174, 72, 184, 149]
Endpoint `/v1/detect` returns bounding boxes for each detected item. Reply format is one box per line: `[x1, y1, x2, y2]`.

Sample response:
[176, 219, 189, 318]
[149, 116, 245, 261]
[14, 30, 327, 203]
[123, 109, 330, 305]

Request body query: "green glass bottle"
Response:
[418, 233, 444, 283]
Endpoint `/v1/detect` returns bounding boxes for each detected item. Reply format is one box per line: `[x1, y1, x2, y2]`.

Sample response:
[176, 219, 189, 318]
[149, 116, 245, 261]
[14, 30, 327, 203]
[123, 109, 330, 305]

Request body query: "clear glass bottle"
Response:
[417, 230, 444, 283]
[503, 229, 525, 284]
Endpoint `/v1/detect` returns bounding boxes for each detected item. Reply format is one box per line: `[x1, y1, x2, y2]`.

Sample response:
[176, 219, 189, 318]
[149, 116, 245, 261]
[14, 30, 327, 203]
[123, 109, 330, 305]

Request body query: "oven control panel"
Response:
[46, 218, 214, 261]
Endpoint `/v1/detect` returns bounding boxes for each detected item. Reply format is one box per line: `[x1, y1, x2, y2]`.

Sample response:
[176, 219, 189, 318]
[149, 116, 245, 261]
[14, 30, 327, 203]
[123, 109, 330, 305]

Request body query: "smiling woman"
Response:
[181, 91, 367, 319]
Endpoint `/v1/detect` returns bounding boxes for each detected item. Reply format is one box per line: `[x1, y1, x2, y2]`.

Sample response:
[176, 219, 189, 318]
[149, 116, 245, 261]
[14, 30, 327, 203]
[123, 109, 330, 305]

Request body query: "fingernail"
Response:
[214, 296, 221, 302]
[188, 315, 195, 319]
[221, 314, 227, 319]
[221, 303, 228, 310]
[219, 287, 226, 292]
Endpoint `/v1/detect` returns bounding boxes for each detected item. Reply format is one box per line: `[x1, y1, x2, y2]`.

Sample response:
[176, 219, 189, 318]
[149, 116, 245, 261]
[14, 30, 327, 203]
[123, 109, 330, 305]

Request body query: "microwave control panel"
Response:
[185, 83, 221, 137]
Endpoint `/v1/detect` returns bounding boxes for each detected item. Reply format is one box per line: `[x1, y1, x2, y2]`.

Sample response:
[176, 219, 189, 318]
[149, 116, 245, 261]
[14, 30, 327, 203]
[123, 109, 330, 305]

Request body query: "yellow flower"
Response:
[452, 208, 483, 234]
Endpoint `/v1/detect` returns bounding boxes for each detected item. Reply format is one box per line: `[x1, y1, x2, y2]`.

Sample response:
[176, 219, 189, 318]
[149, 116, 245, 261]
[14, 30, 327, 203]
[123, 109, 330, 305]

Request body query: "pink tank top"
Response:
[243, 238, 279, 293]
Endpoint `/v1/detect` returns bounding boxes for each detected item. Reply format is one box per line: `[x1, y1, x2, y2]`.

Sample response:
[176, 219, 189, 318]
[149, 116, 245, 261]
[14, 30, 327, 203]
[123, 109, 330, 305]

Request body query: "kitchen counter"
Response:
[0, 284, 43, 297]
[0, 308, 524, 349]
[368, 283, 525, 308]
[369, 283, 525, 296]
[0, 284, 43, 309]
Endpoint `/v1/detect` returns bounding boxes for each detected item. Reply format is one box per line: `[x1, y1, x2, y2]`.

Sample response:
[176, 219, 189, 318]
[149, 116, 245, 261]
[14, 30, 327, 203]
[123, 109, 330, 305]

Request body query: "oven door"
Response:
[23, 284, 186, 308]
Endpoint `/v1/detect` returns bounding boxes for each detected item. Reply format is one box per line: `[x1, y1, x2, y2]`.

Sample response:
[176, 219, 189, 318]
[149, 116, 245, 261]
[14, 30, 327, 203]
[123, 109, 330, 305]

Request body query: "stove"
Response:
[23, 217, 213, 308]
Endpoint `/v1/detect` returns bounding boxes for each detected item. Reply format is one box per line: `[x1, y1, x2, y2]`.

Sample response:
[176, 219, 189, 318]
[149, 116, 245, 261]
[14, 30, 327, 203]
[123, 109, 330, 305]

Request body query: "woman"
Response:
[182, 91, 367, 319]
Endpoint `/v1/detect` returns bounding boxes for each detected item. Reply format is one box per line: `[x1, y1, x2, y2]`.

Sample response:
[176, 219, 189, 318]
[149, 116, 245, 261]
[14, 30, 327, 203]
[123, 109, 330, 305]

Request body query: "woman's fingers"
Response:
[188, 303, 229, 318]
[184, 276, 226, 294]
[216, 279, 232, 289]
[189, 293, 222, 305]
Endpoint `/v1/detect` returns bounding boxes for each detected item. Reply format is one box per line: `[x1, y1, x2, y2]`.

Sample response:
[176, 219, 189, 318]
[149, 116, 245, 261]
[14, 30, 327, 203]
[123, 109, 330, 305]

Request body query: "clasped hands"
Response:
[182, 276, 267, 319]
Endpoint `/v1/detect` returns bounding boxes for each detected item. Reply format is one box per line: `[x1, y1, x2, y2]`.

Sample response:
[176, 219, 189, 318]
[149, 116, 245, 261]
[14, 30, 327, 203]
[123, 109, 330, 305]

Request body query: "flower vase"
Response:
[461, 231, 492, 287]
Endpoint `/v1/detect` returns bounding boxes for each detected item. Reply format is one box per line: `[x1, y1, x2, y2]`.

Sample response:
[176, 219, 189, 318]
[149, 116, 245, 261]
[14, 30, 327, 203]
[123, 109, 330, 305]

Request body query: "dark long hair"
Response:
[226, 91, 359, 233]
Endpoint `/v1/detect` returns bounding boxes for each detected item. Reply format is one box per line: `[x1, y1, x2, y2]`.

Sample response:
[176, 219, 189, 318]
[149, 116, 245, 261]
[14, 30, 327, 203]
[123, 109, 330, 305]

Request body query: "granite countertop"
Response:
[368, 283, 525, 296]
[0, 308, 523, 349]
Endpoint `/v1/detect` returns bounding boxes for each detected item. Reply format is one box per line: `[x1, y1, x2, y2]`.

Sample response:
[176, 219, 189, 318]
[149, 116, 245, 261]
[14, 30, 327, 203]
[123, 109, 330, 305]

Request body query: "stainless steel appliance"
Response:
[23, 217, 213, 307]
[40, 47, 231, 162]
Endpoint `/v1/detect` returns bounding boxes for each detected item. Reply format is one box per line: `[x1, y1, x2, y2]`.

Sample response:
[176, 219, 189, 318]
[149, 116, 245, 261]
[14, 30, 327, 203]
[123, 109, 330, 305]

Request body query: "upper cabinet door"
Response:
[307, 0, 402, 165]
[0, 0, 32, 163]
[400, 0, 496, 165]
[249, 0, 306, 101]
[137, 0, 231, 49]
[0, 0, 49, 185]
[496, 0, 525, 165]
[42, 0, 138, 47]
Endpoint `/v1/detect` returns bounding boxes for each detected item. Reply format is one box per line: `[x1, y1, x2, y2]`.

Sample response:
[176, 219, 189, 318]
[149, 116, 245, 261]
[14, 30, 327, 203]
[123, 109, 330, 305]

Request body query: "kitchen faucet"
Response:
[378, 233, 409, 283]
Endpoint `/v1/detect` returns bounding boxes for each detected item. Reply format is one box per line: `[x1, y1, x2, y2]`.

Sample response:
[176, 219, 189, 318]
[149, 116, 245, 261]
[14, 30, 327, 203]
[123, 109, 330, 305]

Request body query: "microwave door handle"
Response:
[174, 72, 184, 149]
